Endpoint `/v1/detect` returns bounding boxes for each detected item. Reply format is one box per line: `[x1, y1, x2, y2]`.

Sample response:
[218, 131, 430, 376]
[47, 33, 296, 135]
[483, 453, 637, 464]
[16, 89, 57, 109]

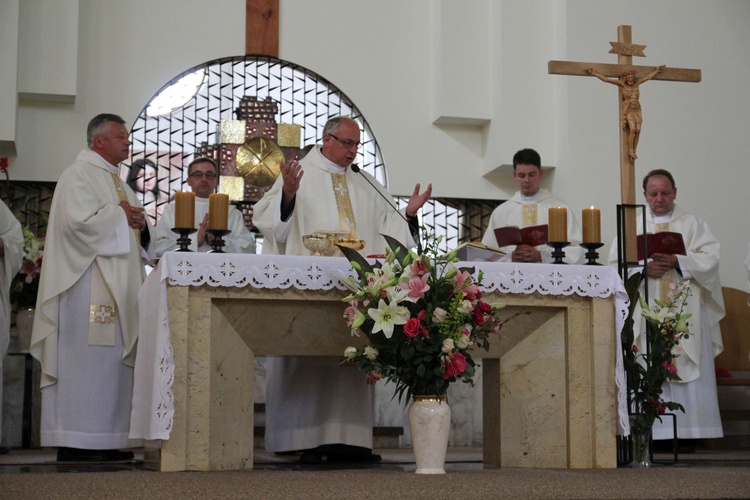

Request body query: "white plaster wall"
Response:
[9, 0, 750, 293]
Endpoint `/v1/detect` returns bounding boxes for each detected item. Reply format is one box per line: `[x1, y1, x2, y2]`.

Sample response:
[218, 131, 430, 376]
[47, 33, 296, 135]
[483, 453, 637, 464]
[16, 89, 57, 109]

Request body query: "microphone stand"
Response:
[350, 164, 423, 255]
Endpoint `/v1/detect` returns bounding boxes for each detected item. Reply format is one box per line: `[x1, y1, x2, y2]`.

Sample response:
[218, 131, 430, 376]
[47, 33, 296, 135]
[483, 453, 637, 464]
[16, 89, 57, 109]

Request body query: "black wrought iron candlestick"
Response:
[171, 227, 198, 252]
[580, 242, 605, 265]
[207, 229, 231, 253]
[546, 241, 570, 264]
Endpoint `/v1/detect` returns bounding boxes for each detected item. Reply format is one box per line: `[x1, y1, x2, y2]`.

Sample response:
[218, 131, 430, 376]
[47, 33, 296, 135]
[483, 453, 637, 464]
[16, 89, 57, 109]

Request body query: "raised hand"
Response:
[406, 183, 433, 218]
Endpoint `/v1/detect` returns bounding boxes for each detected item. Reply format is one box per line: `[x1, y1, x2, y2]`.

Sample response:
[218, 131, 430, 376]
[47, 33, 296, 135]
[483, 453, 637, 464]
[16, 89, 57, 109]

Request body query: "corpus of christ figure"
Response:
[586, 65, 665, 161]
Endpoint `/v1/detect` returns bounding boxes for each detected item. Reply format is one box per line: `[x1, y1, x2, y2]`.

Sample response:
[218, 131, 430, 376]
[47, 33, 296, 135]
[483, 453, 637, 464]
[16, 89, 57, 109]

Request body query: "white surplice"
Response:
[31, 148, 154, 449]
[1, 200, 24, 441]
[609, 204, 725, 440]
[481, 188, 584, 264]
[154, 197, 256, 256]
[253, 145, 414, 452]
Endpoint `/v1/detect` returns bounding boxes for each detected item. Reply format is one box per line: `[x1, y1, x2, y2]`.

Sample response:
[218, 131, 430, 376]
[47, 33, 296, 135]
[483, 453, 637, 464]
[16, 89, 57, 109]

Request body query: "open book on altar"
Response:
[493, 224, 548, 248]
[451, 242, 506, 262]
[637, 232, 687, 261]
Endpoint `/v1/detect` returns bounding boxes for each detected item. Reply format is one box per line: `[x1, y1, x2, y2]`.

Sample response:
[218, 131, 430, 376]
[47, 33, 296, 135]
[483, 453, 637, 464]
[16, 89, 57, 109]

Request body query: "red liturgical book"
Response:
[637, 232, 687, 261]
[493, 224, 549, 248]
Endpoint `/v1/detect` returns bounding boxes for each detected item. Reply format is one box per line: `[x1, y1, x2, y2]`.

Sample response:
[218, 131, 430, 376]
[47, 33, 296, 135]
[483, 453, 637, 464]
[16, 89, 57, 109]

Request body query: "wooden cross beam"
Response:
[548, 25, 701, 262]
[246, 0, 279, 56]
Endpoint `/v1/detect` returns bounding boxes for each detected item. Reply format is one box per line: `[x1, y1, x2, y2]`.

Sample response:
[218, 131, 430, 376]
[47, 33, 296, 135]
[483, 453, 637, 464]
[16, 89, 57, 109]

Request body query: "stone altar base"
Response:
[146, 282, 617, 471]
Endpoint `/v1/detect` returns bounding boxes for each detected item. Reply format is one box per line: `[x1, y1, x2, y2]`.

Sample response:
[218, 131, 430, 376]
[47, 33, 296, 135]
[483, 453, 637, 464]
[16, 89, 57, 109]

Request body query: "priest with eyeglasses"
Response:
[154, 157, 256, 256]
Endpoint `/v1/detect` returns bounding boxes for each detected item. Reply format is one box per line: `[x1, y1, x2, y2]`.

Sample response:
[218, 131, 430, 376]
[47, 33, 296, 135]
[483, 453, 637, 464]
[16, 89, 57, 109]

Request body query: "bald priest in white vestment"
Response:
[31, 114, 155, 462]
[1, 199, 24, 448]
[609, 169, 724, 443]
[481, 148, 583, 264]
[155, 157, 255, 256]
[253, 116, 432, 463]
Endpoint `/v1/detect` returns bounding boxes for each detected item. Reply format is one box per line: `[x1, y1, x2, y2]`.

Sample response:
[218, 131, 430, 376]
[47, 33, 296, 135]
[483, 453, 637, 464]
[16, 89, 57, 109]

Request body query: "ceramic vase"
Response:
[15, 307, 35, 352]
[408, 395, 451, 474]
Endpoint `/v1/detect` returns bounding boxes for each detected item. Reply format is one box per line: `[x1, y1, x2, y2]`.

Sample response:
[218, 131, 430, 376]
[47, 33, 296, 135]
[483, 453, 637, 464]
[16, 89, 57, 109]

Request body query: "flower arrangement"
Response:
[622, 277, 692, 435]
[339, 234, 508, 402]
[10, 224, 44, 310]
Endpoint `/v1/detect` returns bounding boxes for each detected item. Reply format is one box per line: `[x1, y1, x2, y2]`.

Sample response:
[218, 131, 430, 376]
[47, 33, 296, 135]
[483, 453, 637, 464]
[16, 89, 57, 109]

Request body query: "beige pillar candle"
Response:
[582, 206, 602, 243]
[548, 207, 568, 242]
[208, 193, 229, 230]
[174, 191, 196, 228]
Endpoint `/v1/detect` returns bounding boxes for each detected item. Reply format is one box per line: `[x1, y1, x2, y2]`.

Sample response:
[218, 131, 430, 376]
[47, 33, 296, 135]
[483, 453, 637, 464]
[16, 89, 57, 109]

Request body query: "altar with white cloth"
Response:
[130, 252, 629, 471]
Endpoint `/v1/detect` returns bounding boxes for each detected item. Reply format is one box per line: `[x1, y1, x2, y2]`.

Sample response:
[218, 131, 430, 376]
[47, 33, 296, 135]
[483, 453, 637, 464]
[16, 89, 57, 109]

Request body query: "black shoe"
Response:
[299, 450, 324, 464]
[105, 449, 135, 461]
[57, 447, 133, 462]
[316, 444, 381, 463]
[326, 451, 381, 463]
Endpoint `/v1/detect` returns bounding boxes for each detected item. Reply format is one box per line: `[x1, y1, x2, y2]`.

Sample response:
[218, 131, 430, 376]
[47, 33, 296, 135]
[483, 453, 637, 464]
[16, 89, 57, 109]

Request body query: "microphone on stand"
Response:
[349, 164, 422, 254]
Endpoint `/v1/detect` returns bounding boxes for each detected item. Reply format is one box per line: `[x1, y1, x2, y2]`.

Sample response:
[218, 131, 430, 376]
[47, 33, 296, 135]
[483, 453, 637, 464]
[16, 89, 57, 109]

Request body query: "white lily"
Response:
[368, 299, 410, 339]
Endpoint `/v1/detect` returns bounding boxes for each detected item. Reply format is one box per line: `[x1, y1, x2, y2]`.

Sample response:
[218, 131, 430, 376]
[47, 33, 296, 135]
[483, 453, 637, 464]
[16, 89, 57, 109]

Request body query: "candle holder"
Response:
[580, 242, 605, 265]
[207, 229, 232, 253]
[546, 241, 570, 264]
[171, 227, 198, 252]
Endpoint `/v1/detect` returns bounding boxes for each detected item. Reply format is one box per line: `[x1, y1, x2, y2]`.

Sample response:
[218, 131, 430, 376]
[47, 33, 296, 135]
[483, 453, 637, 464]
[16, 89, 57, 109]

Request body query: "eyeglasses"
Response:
[328, 134, 360, 150]
[189, 171, 217, 179]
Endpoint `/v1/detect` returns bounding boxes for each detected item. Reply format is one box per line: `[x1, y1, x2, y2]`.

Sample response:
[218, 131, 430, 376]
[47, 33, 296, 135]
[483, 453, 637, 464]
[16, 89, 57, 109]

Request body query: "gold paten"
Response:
[236, 138, 284, 186]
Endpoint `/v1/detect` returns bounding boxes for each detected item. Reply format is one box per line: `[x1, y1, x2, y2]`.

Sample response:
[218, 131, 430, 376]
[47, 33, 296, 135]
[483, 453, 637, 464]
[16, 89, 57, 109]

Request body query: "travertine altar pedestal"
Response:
[147, 282, 616, 471]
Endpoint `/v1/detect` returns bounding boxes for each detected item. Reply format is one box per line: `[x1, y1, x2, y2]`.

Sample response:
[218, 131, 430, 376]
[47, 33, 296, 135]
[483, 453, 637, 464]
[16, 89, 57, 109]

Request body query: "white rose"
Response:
[433, 307, 447, 323]
[457, 335, 471, 349]
[364, 346, 379, 361]
[442, 338, 455, 353]
[344, 347, 358, 360]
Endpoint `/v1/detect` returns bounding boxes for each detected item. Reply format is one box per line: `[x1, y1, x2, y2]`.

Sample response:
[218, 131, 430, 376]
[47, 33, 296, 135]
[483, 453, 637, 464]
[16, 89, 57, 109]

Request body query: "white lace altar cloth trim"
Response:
[129, 252, 631, 441]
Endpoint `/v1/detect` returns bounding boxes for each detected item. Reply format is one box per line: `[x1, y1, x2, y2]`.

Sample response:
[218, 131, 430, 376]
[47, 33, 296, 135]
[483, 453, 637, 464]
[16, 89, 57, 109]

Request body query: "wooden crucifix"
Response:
[548, 25, 701, 262]
[246, 0, 279, 56]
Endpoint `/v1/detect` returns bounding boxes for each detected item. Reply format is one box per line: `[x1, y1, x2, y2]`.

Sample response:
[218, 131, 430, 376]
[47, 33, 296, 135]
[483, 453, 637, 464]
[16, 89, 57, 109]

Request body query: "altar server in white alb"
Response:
[1, 199, 23, 448]
[30, 113, 155, 462]
[480, 148, 583, 264]
[154, 157, 256, 256]
[253, 116, 432, 463]
[610, 169, 724, 443]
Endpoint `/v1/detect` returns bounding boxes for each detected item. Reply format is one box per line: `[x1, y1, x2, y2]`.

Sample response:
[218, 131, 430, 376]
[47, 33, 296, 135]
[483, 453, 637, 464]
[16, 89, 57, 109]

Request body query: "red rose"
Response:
[442, 352, 467, 379]
[473, 308, 485, 325]
[403, 317, 421, 338]
[0, 157, 8, 173]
